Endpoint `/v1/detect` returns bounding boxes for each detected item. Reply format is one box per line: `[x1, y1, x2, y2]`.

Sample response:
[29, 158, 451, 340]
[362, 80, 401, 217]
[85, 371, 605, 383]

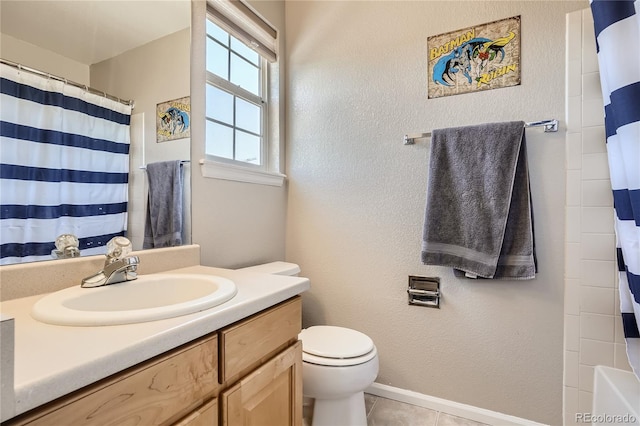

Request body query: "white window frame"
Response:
[201, 1, 285, 187]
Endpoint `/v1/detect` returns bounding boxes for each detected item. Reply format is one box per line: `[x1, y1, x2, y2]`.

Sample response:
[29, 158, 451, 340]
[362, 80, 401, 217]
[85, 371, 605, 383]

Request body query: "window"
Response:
[206, 19, 265, 166]
[202, 1, 284, 186]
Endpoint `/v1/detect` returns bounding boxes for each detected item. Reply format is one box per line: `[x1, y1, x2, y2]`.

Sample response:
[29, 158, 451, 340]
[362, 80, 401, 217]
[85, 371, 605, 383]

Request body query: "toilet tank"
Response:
[238, 261, 301, 276]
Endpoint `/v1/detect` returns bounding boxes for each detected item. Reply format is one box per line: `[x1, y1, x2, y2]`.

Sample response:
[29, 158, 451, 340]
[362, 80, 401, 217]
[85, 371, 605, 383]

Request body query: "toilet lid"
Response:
[299, 325, 374, 359]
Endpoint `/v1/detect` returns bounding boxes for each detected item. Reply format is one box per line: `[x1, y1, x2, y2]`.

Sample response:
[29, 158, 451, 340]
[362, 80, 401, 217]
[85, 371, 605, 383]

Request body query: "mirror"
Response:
[0, 0, 192, 264]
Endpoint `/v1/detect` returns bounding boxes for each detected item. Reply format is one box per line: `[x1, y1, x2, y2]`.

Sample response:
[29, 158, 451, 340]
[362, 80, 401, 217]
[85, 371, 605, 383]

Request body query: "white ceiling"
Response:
[0, 0, 191, 65]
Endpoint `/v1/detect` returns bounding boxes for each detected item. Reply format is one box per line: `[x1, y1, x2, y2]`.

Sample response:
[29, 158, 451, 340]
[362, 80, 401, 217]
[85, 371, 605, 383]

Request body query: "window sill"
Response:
[199, 159, 286, 187]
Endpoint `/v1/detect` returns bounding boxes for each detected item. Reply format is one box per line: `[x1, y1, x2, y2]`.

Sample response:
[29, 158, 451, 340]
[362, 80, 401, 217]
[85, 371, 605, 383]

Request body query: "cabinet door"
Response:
[221, 341, 302, 426]
[173, 398, 217, 426]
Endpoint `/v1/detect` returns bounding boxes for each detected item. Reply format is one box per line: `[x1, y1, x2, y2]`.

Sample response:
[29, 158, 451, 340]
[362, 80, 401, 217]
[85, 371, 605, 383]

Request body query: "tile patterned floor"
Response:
[303, 394, 491, 426]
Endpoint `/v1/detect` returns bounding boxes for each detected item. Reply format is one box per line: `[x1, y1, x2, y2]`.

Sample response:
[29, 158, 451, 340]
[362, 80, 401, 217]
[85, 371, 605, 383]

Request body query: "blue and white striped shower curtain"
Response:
[590, 0, 640, 378]
[0, 63, 132, 265]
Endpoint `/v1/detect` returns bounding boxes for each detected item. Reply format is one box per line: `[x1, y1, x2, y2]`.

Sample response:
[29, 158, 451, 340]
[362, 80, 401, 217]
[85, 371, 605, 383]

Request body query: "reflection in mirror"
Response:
[51, 234, 81, 260]
[0, 1, 192, 265]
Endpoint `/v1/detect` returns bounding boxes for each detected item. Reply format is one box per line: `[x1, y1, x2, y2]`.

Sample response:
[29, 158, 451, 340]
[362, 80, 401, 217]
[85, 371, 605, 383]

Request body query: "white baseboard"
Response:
[365, 382, 548, 426]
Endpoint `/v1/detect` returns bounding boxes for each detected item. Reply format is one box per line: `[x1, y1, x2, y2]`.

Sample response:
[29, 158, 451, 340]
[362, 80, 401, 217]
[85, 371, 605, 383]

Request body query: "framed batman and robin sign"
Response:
[427, 16, 521, 99]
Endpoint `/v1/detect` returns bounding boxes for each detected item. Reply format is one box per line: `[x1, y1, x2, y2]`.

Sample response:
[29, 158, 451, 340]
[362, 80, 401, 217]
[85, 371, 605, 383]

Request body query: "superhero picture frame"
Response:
[156, 96, 191, 143]
[427, 15, 521, 99]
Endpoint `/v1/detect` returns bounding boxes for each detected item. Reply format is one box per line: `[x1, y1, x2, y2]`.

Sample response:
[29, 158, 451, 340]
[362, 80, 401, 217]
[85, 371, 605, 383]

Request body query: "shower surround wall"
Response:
[285, 1, 587, 424]
[563, 8, 632, 425]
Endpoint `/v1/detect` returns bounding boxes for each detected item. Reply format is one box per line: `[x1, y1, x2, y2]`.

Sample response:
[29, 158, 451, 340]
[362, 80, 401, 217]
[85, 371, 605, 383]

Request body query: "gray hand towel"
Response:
[421, 121, 536, 280]
[143, 160, 183, 249]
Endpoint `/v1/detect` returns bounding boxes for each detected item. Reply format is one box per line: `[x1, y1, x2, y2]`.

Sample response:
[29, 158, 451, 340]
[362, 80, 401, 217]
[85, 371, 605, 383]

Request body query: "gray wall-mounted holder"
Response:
[407, 275, 440, 308]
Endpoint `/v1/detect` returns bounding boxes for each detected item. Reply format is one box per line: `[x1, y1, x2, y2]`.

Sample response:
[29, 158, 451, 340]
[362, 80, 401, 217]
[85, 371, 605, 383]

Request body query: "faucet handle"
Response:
[55, 234, 79, 251]
[52, 234, 80, 259]
[106, 236, 132, 262]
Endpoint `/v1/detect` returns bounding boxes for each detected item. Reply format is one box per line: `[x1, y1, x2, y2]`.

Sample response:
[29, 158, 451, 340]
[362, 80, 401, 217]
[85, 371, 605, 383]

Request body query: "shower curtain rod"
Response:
[1, 58, 134, 108]
[403, 119, 559, 145]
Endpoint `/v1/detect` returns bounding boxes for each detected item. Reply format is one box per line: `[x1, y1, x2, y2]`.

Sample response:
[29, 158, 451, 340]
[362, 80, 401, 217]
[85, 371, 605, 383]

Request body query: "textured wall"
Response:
[285, 1, 586, 424]
[0, 33, 89, 84]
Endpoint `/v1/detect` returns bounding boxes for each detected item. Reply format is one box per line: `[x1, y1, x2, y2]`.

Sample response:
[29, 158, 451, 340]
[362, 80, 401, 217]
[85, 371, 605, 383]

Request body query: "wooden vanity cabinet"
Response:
[219, 297, 303, 426]
[173, 398, 218, 426]
[5, 334, 219, 426]
[3, 296, 302, 426]
[221, 341, 302, 426]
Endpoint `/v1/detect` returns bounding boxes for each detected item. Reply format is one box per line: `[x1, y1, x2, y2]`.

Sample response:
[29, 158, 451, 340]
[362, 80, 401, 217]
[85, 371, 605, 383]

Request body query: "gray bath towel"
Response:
[143, 160, 183, 249]
[421, 121, 536, 279]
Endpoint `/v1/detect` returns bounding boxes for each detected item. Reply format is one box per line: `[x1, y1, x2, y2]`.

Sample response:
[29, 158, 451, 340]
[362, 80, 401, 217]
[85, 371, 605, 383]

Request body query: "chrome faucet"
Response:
[81, 237, 139, 288]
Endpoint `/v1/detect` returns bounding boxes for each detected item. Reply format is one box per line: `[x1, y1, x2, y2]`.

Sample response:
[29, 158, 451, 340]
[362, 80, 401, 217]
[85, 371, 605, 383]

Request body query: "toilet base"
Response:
[310, 391, 367, 426]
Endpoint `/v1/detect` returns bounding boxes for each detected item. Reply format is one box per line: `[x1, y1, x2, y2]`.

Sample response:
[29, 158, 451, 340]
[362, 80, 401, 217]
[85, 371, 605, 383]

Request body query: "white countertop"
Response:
[0, 265, 310, 421]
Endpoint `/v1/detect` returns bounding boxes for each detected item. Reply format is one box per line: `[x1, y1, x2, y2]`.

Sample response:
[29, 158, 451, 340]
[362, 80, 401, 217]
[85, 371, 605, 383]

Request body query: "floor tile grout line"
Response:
[367, 395, 379, 419]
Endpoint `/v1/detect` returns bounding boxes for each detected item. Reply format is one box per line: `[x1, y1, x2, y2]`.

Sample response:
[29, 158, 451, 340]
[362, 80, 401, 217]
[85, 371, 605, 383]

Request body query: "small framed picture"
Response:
[156, 96, 190, 142]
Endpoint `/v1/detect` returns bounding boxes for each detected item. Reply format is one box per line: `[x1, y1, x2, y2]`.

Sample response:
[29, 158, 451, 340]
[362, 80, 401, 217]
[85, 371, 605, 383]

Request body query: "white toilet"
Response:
[238, 262, 380, 426]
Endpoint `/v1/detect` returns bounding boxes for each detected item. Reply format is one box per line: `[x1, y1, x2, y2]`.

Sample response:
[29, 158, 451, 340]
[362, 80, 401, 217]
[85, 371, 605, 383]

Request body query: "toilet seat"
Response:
[299, 326, 377, 367]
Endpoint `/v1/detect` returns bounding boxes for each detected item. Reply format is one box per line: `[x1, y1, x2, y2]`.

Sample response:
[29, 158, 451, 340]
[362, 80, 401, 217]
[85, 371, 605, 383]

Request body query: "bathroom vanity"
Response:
[0, 247, 309, 425]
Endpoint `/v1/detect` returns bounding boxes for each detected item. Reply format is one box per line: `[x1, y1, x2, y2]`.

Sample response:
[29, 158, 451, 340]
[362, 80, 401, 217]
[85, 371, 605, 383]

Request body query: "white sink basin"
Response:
[31, 274, 237, 326]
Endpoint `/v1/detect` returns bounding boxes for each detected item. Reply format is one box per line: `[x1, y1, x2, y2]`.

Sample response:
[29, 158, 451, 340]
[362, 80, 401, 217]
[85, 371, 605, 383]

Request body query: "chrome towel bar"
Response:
[403, 119, 558, 145]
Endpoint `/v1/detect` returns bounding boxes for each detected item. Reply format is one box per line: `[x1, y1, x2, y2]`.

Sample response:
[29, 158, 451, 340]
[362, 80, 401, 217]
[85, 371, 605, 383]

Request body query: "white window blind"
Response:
[207, 0, 278, 63]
